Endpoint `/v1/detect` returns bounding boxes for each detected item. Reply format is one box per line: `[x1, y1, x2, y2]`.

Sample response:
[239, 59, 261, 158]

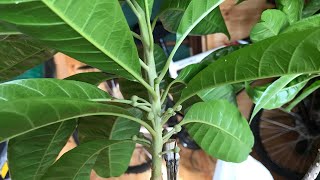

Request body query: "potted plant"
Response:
[0, 0, 319, 179]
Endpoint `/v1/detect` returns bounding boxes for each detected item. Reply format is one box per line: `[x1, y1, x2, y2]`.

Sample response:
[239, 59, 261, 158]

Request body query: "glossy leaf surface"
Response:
[0, 36, 53, 81]
[42, 140, 134, 180]
[250, 75, 300, 120]
[176, 0, 225, 40]
[181, 100, 254, 162]
[0, 78, 111, 101]
[180, 28, 320, 103]
[0, 0, 141, 80]
[0, 98, 132, 142]
[284, 14, 320, 33]
[250, 10, 288, 42]
[246, 76, 308, 110]
[276, 0, 303, 24]
[159, 0, 228, 36]
[8, 121, 77, 180]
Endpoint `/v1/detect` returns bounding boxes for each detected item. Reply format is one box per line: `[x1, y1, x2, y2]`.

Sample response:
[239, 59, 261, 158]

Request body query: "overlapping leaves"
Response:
[179, 28, 320, 103]
[159, 0, 228, 36]
[0, 0, 141, 80]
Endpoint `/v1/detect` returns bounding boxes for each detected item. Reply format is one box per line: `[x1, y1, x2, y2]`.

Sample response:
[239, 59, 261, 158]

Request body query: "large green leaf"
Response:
[0, 36, 53, 81]
[246, 76, 308, 110]
[303, 0, 320, 18]
[0, 98, 135, 142]
[78, 108, 142, 178]
[0, 0, 141, 80]
[8, 120, 77, 180]
[250, 9, 289, 42]
[180, 28, 320, 103]
[159, 0, 228, 36]
[284, 14, 320, 33]
[42, 140, 134, 180]
[276, 0, 304, 24]
[0, 78, 111, 101]
[181, 100, 254, 162]
[170, 46, 244, 109]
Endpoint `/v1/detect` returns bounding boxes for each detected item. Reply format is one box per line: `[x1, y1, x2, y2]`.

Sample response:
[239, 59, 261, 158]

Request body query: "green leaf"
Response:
[159, 0, 228, 36]
[303, 0, 320, 18]
[118, 78, 148, 100]
[0, 98, 134, 142]
[0, 35, 54, 81]
[8, 120, 77, 180]
[65, 72, 117, 86]
[82, 109, 142, 178]
[250, 9, 289, 42]
[284, 14, 320, 33]
[171, 46, 244, 105]
[154, 44, 167, 75]
[42, 140, 135, 180]
[78, 109, 142, 178]
[0, 0, 141, 80]
[197, 85, 236, 105]
[202, 45, 246, 63]
[0, 78, 111, 101]
[176, 63, 208, 84]
[250, 74, 300, 120]
[0, 21, 20, 35]
[276, 0, 304, 24]
[180, 28, 320, 104]
[285, 80, 320, 111]
[181, 100, 254, 162]
[246, 75, 309, 110]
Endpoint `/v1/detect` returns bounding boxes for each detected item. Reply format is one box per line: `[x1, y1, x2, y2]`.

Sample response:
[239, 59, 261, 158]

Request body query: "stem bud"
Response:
[174, 125, 182, 133]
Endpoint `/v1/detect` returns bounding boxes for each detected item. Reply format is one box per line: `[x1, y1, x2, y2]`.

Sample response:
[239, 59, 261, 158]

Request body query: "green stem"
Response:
[158, 36, 185, 82]
[160, 80, 176, 105]
[129, 1, 164, 179]
[162, 128, 177, 143]
[151, 15, 159, 31]
[140, 58, 150, 71]
[132, 31, 142, 40]
[91, 98, 151, 112]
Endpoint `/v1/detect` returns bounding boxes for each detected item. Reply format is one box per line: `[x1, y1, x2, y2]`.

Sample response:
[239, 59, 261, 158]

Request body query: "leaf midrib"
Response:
[33, 122, 66, 180]
[41, 0, 142, 81]
[181, 120, 250, 148]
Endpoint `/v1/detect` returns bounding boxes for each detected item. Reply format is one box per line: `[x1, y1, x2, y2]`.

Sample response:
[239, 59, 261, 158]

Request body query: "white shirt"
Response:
[213, 156, 274, 180]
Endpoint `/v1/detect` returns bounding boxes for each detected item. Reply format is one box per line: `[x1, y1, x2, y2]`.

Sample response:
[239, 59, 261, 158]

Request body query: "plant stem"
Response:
[91, 98, 151, 112]
[140, 58, 150, 71]
[160, 80, 177, 105]
[128, 1, 164, 179]
[132, 31, 142, 40]
[151, 15, 159, 31]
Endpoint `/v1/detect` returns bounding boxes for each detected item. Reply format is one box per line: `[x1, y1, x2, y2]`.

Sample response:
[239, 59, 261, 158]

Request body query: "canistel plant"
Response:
[0, 0, 320, 179]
